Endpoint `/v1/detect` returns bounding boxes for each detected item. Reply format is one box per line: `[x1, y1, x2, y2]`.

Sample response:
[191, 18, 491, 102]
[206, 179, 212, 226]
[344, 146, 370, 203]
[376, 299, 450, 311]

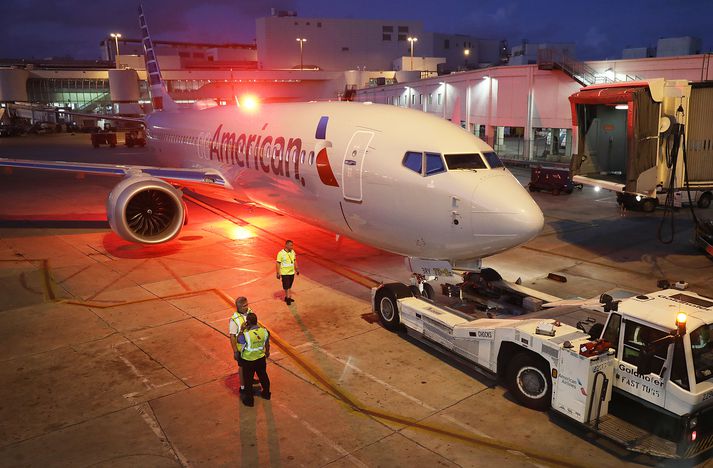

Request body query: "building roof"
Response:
[100, 38, 256, 50]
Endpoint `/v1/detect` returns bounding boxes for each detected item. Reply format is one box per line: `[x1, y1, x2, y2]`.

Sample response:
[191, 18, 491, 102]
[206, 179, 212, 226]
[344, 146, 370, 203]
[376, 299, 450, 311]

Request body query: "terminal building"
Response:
[0, 10, 710, 165]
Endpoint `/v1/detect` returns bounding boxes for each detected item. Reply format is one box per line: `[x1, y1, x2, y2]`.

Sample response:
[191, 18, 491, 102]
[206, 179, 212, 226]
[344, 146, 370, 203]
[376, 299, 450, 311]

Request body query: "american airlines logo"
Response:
[206, 116, 339, 188]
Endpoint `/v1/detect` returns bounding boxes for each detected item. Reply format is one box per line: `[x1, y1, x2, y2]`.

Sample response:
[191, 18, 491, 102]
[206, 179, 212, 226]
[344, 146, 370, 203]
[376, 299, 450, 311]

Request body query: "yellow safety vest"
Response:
[277, 249, 296, 275]
[241, 327, 269, 361]
[231, 308, 252, 350]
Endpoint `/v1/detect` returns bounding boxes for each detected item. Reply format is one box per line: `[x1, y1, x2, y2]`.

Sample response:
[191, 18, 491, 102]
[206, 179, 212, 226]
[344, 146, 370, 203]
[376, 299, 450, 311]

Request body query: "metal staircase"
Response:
[537, 49, 641, 86]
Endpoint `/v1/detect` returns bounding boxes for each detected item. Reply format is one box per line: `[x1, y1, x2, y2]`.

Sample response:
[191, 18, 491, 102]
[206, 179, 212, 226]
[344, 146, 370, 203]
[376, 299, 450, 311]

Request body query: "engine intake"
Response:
[107, 175, 185, 244]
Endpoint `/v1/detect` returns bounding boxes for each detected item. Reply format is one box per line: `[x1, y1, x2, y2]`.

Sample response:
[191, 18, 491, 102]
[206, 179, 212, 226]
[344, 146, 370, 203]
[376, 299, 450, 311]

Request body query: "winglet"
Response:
[138, 5, 178, 112]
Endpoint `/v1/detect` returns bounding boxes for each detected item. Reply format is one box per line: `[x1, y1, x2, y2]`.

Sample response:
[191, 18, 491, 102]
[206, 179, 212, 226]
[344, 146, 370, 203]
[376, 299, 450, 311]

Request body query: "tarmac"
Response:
[1, 132, 713, 467]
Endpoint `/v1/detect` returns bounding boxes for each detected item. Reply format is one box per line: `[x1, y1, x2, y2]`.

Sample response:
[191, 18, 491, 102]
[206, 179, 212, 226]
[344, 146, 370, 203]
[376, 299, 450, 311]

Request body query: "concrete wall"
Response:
[354, 54, 713, 161]
[0, 68, 29, 102]
[256, 16, 424, 71]
[392, 56, 445, 72]
[108, 69, 140, 102]
[656, 36, 701, 57]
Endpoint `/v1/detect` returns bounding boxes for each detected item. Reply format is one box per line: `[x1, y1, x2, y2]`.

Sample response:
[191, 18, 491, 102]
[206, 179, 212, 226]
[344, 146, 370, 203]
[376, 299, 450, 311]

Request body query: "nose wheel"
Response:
[410, 274, 436, 300]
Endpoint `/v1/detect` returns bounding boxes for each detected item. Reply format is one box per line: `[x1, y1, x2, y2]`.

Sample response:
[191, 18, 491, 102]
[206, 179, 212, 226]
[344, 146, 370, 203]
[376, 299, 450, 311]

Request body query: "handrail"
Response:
[585, 370, 609, 429]
[537, 49, 642, 86]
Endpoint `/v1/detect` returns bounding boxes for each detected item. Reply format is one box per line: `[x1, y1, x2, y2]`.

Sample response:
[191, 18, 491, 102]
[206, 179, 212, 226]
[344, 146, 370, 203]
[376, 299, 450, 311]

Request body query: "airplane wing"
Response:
[0, 158, 233, 197]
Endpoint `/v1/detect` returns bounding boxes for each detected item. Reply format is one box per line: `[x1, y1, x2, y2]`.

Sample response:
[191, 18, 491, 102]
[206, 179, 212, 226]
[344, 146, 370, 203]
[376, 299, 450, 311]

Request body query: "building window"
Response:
[438, 93, 442, 105]
[342, 47, 350, 51]
[398, 34, 407, 41]
[306, 21, 310, 25]
[382, 26, 393, 32]
[444, 39, 450, 49]
[411, 94, 415, 105]
[622, 323, 668, 375]
[398, 26, 409, 33]
[383, 34, 392, 41]
[317, 22, 322, 27]
[419, 94, 422, 105]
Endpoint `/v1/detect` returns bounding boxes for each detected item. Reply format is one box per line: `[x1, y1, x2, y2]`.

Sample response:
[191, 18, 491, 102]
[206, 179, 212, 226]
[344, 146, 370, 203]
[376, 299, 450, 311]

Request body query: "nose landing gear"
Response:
[410, 273, 436, 300]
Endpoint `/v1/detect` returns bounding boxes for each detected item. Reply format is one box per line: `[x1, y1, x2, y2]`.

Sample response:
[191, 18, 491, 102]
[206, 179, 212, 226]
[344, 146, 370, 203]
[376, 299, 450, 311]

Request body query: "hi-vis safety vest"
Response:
[277, 249, 296, 275]
[231, 308, 252, 351]
[241, 327, 269, 361]
[231, 307, 253, 332]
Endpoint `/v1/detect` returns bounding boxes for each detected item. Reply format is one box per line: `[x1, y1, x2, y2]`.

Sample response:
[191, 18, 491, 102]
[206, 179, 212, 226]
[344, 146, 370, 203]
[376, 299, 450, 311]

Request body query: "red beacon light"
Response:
[239, 95, 259, 111]
[676, 312, 687, 336]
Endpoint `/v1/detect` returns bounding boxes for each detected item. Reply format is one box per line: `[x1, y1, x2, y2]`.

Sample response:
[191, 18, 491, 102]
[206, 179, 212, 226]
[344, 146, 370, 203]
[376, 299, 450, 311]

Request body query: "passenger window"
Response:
[308, 151, 315, 166]
[300, 150, 306, 164]
[602, 313, 621, 352]
[671, 340, 690, 390]
[425, 152, 445, 175]
[622, 322, 668, 375]
[482, 151, 504, 168]
[402, 151, 422, 174]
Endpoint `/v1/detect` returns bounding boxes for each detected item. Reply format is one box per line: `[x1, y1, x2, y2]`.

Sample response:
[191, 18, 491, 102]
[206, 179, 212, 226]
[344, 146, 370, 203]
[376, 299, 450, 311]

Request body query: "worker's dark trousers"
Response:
[242, 356, 270, 402]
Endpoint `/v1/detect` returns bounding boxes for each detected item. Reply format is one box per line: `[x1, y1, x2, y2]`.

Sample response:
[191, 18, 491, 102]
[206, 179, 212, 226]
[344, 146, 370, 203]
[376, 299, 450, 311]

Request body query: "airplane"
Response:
[0, 6, 544, 279]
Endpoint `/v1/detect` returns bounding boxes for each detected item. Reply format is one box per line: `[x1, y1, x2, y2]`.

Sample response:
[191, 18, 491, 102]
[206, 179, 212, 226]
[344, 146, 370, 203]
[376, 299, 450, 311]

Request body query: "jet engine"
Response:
[107, 175, 185, 244]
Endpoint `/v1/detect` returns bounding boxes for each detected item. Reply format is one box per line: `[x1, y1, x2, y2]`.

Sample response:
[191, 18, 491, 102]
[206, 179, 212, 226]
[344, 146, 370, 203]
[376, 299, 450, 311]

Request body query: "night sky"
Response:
[2, 0, 712, 61]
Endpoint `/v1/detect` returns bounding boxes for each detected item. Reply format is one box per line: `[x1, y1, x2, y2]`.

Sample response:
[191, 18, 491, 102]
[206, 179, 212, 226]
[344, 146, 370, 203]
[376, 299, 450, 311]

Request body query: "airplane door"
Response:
[342, 131, 374, 202]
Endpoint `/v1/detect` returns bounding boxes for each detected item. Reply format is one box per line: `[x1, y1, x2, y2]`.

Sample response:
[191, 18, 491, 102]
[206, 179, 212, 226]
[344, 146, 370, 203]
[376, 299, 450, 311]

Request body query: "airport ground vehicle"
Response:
[569, 79, 713, 212]
[124, 129, 146, 147]
[0, 123, 23, 137]
[528, 166, 581, 195]
[373, 281, 713, 458]
[697, 220, 713, 258]
[90, 131, 117, 148]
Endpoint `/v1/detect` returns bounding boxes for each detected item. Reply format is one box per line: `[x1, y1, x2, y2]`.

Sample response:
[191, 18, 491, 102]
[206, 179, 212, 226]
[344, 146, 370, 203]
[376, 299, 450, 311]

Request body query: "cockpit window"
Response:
[425, 152, 445, 175]
[444, 153, 487, 170]
[402, 151, 422, 174]
[483, 151, 504, 168]
[690, 324, 713, 383]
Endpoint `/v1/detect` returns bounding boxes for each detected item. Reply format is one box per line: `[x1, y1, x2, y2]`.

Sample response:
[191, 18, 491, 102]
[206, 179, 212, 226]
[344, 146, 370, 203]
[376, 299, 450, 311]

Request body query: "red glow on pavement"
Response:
[102, 232, 182, 259]
[230, 225, 255, 240]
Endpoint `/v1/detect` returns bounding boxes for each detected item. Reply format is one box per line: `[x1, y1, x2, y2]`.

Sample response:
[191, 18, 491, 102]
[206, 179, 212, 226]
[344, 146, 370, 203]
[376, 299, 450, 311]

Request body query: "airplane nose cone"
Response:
[471, 173, 544, 253]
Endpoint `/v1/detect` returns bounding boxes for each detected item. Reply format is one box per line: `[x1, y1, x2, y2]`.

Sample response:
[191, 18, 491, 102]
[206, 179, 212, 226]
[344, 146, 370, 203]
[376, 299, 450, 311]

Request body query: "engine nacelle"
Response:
[107, 175, 186, 244]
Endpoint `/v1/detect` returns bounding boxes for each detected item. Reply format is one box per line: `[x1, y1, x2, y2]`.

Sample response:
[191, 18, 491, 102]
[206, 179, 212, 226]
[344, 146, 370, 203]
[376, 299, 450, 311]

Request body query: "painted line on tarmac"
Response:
[0, 258, 57, 300]
[85, 258, 149, 301]
[318, 347, 493, 440]
[275, 401, 370, 468]
[137, 402, 192, 467]
[183, 194, 380, 289]
[521, 244, 656, 277]
[7, 259, 589, 467]
[265, 324, 587, 468]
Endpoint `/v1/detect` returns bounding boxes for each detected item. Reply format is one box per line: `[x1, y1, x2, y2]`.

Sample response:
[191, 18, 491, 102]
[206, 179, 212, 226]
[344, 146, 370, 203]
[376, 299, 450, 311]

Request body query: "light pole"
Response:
[110, 33, 122, 61]
[464, 48, 470, 70]
[296, 38, 307, 70]
[407, 37, 418, 71]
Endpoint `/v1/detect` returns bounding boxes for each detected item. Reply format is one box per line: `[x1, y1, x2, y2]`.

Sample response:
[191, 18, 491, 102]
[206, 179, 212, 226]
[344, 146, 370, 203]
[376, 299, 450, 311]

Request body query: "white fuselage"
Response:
[145, 101, 543, 261]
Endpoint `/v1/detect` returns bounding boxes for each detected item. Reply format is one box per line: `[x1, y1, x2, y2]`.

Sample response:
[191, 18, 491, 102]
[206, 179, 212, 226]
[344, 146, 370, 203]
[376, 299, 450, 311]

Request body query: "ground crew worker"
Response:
[229, 297, 253, 394]
[276, 239, 299, 304]
[238, 312, 271, 406]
